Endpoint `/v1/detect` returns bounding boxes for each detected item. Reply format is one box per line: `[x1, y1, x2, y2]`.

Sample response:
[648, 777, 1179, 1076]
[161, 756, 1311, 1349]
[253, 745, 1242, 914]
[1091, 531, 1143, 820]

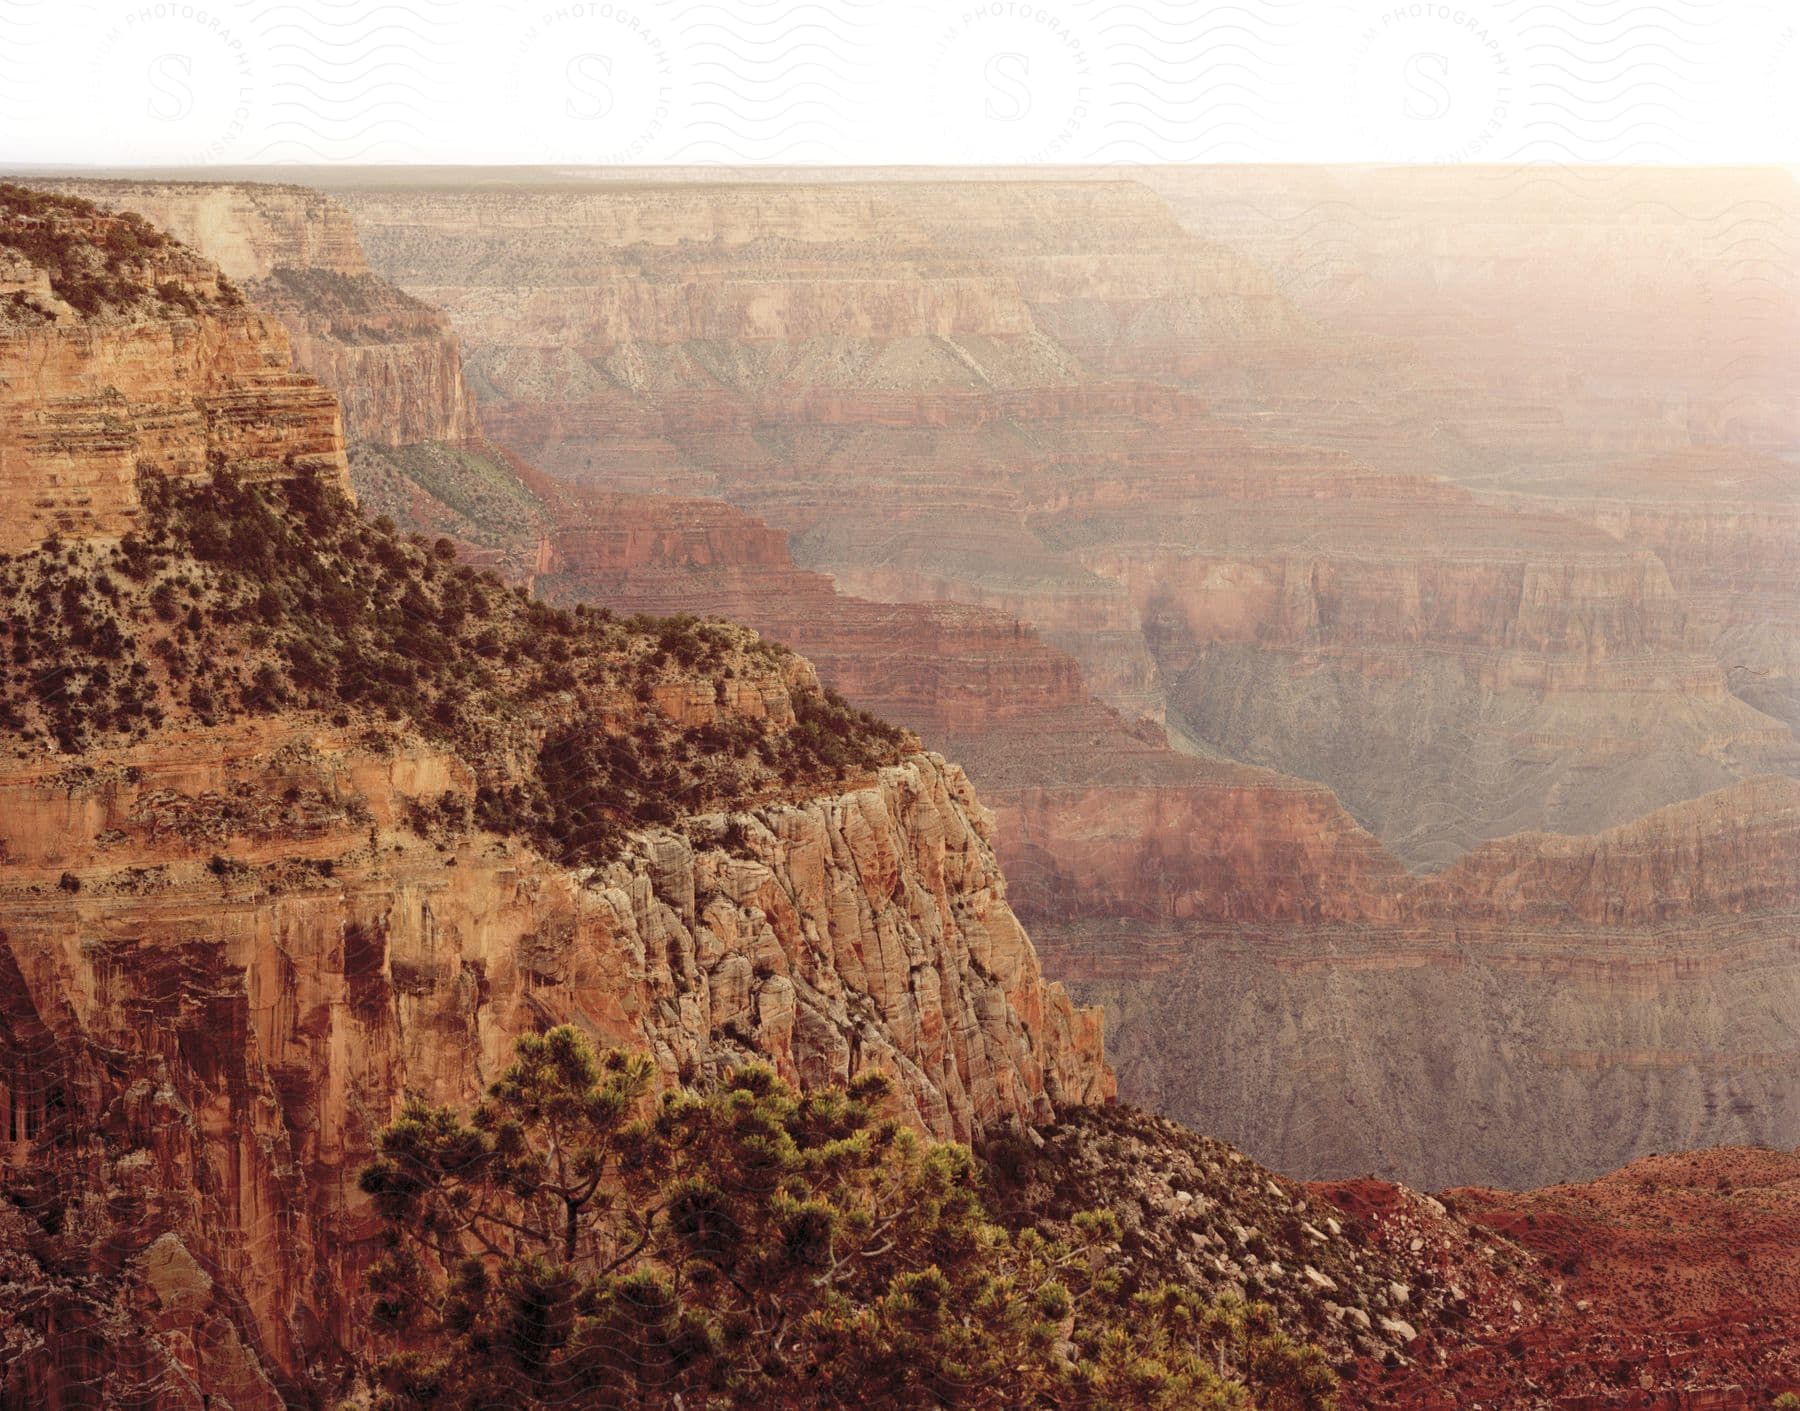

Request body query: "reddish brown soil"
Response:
[1322, 1147, 1800, 1410]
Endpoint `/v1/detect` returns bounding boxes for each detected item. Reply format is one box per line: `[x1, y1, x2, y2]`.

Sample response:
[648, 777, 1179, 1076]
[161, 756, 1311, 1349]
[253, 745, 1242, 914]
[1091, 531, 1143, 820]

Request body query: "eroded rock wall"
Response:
[0, 276, 347, 553]
[0, 722, 1107, 1404]
[37, 180, 481, 447]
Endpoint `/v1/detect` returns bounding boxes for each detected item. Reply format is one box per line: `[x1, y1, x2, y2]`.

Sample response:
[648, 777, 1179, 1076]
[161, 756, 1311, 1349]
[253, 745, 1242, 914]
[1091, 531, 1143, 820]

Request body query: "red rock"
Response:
[1331, 1147, 1800, 1410]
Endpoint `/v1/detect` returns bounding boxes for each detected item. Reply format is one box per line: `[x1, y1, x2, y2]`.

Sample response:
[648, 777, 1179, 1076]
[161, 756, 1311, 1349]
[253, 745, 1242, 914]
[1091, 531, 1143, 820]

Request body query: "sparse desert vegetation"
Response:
[0, 461, 905, 863]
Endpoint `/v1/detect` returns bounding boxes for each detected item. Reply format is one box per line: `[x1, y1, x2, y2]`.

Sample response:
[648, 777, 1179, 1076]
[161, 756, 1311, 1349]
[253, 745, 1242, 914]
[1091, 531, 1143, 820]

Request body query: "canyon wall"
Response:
[1065, 777, 1800, 1190]
[334, 173, 1799, 866]
[0, 721, 1109, 1407]
[1146, 163, 1800, 762]
[326, 171, 1797, 1189]
[38, 180, 480, 447]
[0, 198, 347, 553]
[0, 202, 1110, 1408]
[527, 484, 1416, 937]
[521, 472, 1800, 1193]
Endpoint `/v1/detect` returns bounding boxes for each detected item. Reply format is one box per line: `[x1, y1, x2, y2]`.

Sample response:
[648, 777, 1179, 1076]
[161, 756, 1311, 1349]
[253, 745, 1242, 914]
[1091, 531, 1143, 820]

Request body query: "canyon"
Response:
[332, 170, 1798, 862]
[1, 170, 1797, 1409]
[61, 168, 1788, 848]
[314, 169, 1796, 1187]
[53, 169, 1795, 1190]
[0, 191, 1109, 1408]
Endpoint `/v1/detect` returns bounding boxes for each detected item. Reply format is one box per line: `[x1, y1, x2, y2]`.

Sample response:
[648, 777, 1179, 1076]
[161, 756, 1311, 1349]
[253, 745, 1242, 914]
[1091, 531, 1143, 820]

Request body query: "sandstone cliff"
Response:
[332, 174, 1798, 866]
[0, 186, 348, 554]
[0, 197, 1109, 1409]
[36, 180, 480, 448]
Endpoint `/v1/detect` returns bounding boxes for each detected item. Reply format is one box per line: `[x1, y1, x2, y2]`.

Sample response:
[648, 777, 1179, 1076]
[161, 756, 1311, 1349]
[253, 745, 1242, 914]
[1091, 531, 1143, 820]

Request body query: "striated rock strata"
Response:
[36, 179, 480, 447]
[0, 200, 1109, 1409]
[0, 189, 347, 553]
[1070, 777, 1800, 1190]
[332, 173, 1798, 863]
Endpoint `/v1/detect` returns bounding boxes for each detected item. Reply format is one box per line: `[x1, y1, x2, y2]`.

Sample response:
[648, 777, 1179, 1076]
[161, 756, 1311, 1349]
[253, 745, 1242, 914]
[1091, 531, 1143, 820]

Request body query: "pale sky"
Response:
[1, 0, 1795, 169]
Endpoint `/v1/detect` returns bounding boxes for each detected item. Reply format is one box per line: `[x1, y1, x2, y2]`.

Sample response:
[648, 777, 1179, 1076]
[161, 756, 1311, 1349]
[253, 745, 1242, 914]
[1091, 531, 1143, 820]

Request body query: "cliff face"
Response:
[37, 180, 480, 448]
[0, 190, 348, 554]
[319, 171, 1800, 1194]
[1071, 492, 1793, 866]
[0, 724, 1107, 1394]
[0, 201, 1109, 1409]
[523, 482, 1415, 942]
[1067, 777, 1800, 1191]
[334, 175, 1798, 867]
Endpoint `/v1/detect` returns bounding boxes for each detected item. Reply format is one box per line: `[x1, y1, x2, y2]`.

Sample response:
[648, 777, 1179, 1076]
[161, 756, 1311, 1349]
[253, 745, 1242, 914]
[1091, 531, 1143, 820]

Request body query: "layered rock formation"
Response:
[4, 173, 1797, 1408]
[313, 169, 1800, 1194]
[1146, 163, 1800, 771]
[36, 179, 480, 448]
[522, 481, 1416, 948]
[333, 173, 1799, 866]
[1073, 777, 1800, 1190]
[446, 430, 1800, 1190]
[533, 486, 1090, 737]
[0, 186, 347, 553]
[0, 198, 1109, 1409]
[514, 427, 1789, 1192]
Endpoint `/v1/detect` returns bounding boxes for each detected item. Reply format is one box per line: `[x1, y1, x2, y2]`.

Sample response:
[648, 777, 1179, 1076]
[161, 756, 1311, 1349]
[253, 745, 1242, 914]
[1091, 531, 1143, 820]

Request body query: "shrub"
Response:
[0, 464, 906, 863]
[360, 1027, 1337, 1411]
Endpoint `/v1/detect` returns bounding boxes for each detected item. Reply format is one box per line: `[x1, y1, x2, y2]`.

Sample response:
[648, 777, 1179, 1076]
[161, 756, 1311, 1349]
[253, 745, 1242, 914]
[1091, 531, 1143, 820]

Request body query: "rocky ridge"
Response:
[0, 200, 1109, 1407]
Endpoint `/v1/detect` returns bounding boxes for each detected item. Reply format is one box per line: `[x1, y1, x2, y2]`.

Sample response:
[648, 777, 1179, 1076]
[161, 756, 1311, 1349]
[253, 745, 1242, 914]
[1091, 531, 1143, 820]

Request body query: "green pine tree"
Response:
[358, 1026, 1335, 1411]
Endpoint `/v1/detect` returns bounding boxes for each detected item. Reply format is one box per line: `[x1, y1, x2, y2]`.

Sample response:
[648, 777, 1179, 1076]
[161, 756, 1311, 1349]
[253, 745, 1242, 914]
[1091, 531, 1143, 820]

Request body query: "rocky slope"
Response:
[0, 196, 1110, 1409]
[1336, 1145, 1800, 1409]
[989, 1109, 1800, 1409]
[983, 1103, 1549, 1375]
[1076, 777, 1800, 1190]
